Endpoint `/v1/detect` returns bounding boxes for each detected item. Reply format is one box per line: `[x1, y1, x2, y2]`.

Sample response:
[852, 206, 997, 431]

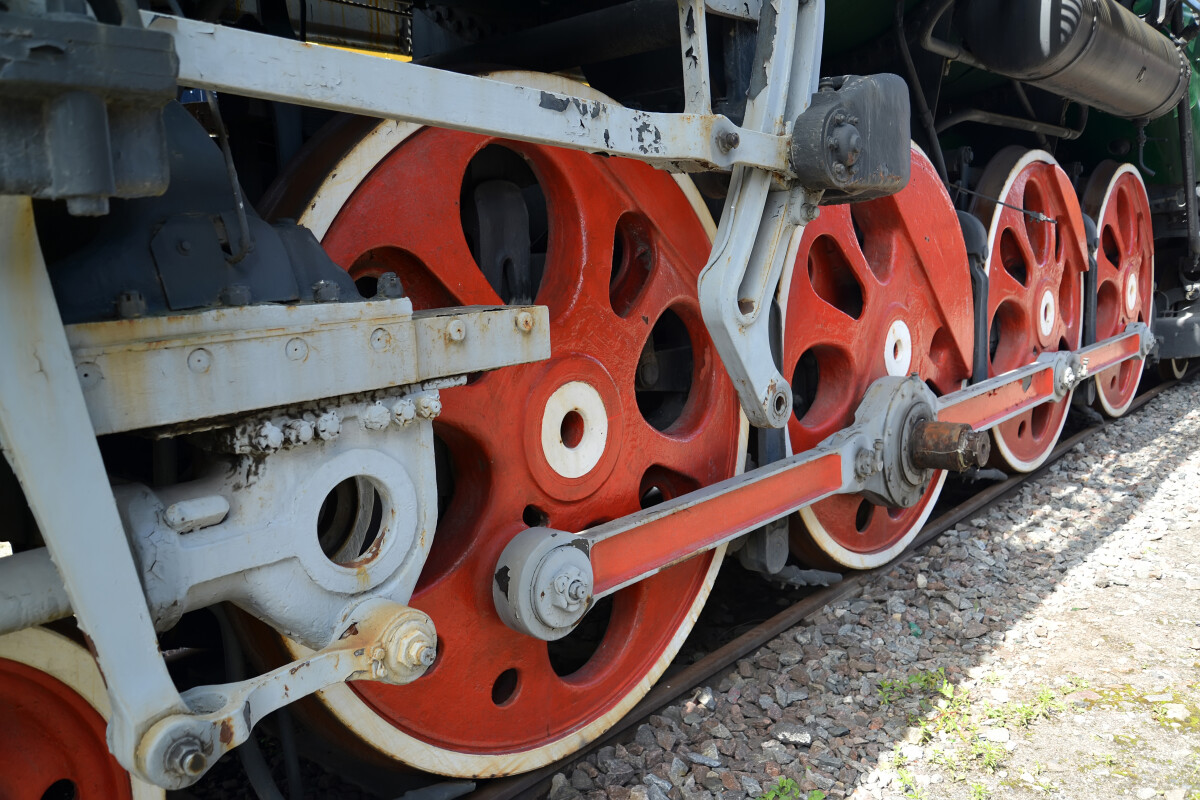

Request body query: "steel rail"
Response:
[466, 369, 1191, 800]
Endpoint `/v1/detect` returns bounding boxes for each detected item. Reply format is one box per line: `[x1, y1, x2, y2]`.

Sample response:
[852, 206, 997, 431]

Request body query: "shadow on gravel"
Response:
[552, 376, 1200, 800]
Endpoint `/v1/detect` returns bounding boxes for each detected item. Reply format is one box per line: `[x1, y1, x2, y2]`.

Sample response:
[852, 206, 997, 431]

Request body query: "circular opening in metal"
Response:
[774, 391, 788, 415]
[459, 145, 548, 306]
[491, 668, 519, 706]
[522, 504, 549, 527]
[791, 348, 820, 422]
[560, 410, 585, 449]
[610, 213, 655, 317]
[855, 499, 874, 533]
[636, 308, 694, 431]
[548, 594, 614, 678]
[316, 476, 386, 566]
[41, 780, 77, 800]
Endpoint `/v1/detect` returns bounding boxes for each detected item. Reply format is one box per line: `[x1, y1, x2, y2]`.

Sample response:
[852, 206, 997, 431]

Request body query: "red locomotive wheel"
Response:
[0, 628, 160, 800]
[972, 148, 1086, 472]
[1082, 162, 1154, 417]
[264, 74, 744, 775]
[783, 147, 974, 570]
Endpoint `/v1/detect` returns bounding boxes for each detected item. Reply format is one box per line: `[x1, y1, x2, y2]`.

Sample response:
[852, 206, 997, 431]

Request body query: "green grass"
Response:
[756, 777, 825, 800]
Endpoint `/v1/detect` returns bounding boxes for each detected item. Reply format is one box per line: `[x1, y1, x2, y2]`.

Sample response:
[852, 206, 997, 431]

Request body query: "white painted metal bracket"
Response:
[140, 11, 791, 177]
[66, 302, 550, 434]
[698, 0, 827, 428]
[0, 196, 189, 778]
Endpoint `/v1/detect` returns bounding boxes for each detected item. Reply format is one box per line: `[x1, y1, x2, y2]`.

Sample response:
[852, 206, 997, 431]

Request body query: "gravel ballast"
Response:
[545, 376, 1200, 800]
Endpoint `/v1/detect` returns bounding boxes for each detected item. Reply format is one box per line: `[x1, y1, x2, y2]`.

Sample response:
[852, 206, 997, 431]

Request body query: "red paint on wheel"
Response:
[0, 657, 132, 800]
[316, 128, 741, 754]
[1084, 163, 1153, 417]
[975, 149, 1086, 470]
[784, 148, 974, 564]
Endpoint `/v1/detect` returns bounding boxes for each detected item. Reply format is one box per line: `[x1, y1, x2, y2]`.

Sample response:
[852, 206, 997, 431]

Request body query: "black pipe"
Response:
[957, 210, 990, 385]
[1177, 90, 1200, 268]
[936, 108, 1086, 140]
[957, 0, 1189, 120]
[896, 0, 950, 184]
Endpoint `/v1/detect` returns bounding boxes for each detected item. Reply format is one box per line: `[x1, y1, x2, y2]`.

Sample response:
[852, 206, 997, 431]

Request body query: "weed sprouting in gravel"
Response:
[756, 777, 824, 800]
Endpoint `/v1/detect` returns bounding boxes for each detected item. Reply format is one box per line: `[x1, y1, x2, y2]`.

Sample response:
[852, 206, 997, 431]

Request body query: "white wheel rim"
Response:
[0, 628, 164, 799]
[776, 145, 954, 569]
[977, 150, 1084, 472]
[1087, 163, 1151, 419]
[286, 69, 745, 777]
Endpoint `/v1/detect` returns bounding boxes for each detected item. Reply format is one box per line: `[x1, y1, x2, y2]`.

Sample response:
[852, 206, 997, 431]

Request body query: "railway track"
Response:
[462, 369, 1194, 800]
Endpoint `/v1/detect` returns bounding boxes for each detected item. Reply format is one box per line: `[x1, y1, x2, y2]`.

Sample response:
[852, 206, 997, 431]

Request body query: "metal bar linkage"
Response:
[492, 322, 1156, 641]
[140, 11, 791, 177]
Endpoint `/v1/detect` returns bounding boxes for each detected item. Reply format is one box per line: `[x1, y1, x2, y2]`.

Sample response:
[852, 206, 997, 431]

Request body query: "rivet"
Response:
[187, 348, 212, 374]
[515, 311, 535, 333]
[370, 328, 391, 351]
[286, 338, 308, 361]
[447, 319, 467, 342]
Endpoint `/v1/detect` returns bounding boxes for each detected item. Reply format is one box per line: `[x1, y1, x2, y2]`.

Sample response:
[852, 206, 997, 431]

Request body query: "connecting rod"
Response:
[493, 323, 1155, 641]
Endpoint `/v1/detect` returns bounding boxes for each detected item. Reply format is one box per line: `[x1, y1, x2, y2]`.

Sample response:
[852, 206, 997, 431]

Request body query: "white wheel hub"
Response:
[540, 381, 608, 479]
[884, 319, 913, 377]
[1125, 274, 1138, 315]
[1039, 290, 1056, 338]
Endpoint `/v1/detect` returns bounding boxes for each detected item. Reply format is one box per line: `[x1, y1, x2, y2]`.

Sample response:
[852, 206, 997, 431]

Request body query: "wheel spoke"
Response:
[785, 148, 971, 568]
[977, 149, 1085, 470]
[261, 84, 743, 773]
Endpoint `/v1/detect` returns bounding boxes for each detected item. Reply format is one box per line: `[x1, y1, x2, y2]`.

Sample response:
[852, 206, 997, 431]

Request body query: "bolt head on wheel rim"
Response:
[1083, 162, 1153, 418]
[783, 147, 973, 570]
[973, 148, 1086, 472]
[263, 74, 744, 776]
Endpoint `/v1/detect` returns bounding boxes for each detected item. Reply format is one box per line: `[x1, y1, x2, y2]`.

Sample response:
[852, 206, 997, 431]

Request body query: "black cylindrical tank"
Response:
[958, 0, 1188, 120]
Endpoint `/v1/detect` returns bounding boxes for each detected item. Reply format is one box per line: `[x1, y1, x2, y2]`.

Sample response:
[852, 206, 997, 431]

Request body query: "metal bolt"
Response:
[1061, 365, 1077, 391]
[316, 411, 341, 440]
[446, 319, 467, 343]
[391, 397, 417, 426]
[187, 348, 212, 374]
[370, 328, 391, 351]
[387, 626, 437, 672]
[800, 204, 820, 224]
[547, 566, 589, 611]
[285, 337, 308, 361]
[375, 271, 405, 299]
[515, 311, 535, 333]
[251, 421, 283, 452]
[166, 737, 208, 778]
[220, 284, 251, 307]
[177, 239, 192, 254]
[853, 446, 877, 480]
[116, 290, 147, 319]
[282, 418, 314, 445]
[567, 579, 589, 603]
[312, 280, 340, 303]
[414, 393, 442, 420]
[362, 401, 391, 431]
[716, 130, 740, 152]
[75, 362, 102, 389]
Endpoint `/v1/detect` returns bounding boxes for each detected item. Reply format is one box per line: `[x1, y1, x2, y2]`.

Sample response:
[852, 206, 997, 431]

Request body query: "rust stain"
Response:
[219, 718, 234, 744]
